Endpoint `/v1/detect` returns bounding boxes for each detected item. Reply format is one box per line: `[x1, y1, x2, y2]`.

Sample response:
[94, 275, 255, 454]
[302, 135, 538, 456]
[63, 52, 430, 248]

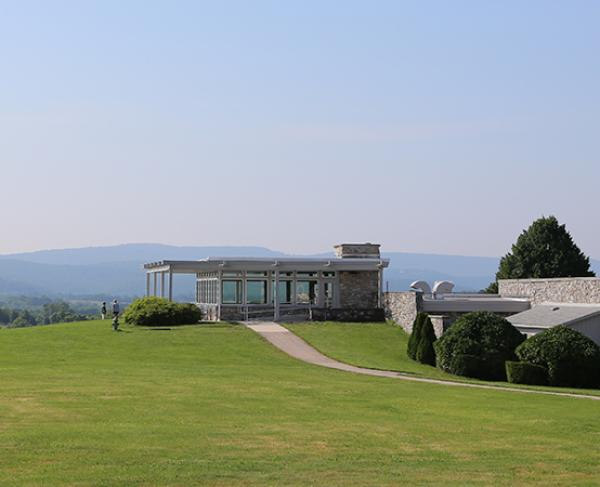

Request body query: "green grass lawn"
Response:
[286, 321, 600, 397]
[2, 320, 600, 486]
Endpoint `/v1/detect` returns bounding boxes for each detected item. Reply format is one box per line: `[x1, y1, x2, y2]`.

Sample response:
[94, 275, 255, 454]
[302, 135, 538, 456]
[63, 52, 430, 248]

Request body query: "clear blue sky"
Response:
[1, 1, 599, 257]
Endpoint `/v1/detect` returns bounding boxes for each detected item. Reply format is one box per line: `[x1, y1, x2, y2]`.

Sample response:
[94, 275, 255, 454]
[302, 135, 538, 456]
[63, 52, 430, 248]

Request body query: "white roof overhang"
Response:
[144, 258, 390, 274]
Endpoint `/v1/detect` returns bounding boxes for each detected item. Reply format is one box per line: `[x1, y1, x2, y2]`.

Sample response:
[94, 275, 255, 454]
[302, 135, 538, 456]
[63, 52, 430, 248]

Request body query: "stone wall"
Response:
[339, 271, 379, 308]
[499, 278, 600, 304]
[383, 291, 421, 333]
[311, 307, 385, 322]
[334, 243, 381, 259]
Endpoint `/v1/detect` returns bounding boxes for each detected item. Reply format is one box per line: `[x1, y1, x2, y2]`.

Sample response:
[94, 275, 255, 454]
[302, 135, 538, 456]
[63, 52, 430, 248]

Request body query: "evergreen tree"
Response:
[485, 216, 594, 292]
[415, 315, 437, 366]
[407, 312, 427, 359]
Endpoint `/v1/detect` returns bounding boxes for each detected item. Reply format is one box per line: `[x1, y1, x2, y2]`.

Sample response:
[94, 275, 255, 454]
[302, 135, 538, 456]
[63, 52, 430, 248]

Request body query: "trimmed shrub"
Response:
[407, 313, 427, 360]
[434, 311, 525, 380]
[505, 361, 548, 386]
[122, 297, 202, 327]
[516, 326, 600, 388]
[450, 354, 483, 378]
[415, 315, 436, 366]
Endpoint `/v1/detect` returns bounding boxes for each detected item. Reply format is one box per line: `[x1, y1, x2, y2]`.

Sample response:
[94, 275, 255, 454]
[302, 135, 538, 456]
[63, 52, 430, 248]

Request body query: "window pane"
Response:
[323, 271, 336, 277]
[296, 280, 318, 304]
[247, 271, 268, 277]
[272, 280, 292, 304]
[247, 280, 267, 304]
[297, 272, 317, 277]
[324, 282, 333, 307]
[222, 280, 242, 304]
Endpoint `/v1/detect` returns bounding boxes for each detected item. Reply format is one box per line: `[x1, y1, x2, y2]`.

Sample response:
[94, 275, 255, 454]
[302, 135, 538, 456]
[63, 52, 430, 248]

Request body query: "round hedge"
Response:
[516, 326, 600, 388]
[122, 297, 202, 327]
[434, 311, 525, 380]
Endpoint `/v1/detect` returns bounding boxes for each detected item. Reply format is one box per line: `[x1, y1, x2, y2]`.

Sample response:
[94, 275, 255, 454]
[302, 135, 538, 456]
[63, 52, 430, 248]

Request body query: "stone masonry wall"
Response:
[383, 291, 422, 333]
[334, 243, 381, 259]
[311, 307, 385, 322]
[499, 278, 600, 304]
[339, 271, 379, 308]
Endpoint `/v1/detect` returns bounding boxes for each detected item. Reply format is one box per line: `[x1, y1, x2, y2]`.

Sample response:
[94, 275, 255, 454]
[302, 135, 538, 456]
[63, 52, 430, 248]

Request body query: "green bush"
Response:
[516, 326, 600, 388]
[505, 361, 548, 386]
[415, 315, 436, 366]
[122, 297, 202, 327]
[450, 354, 483, 378]
[434, 311, 525, 381]
[407, 313, 427, 360]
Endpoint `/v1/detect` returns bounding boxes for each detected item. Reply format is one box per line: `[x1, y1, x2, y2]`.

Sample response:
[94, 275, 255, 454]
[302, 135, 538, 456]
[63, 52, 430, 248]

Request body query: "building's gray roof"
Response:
[507, 303, 600, 329]
[422, 295, 530, 314]
[144, 257, 389, 273]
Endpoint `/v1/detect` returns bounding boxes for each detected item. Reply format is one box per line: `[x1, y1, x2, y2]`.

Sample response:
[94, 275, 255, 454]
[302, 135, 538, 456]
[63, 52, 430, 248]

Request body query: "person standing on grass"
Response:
[101, 302, 107, 320]
[112, 299, 120, 318]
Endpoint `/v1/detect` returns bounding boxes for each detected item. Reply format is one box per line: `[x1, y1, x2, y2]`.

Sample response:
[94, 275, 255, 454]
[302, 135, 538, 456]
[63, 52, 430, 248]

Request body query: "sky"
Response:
[1, 1, 599, 258]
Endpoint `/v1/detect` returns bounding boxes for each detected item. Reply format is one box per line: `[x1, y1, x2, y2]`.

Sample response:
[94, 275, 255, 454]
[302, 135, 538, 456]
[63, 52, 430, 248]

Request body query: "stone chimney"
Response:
[334, 243, 381, 259]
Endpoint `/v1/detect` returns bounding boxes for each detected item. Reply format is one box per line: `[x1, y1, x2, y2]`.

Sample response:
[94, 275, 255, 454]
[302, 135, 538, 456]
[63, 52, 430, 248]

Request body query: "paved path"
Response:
[245, 322, 600, 401]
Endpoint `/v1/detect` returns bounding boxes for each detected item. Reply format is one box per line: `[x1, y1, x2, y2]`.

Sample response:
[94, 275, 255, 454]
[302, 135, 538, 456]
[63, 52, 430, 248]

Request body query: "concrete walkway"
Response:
[245, 322, 600, 401]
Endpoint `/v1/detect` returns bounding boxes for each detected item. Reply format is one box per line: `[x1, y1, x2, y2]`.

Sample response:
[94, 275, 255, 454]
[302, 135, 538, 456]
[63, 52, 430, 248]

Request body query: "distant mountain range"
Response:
[0, 244, 598, 299]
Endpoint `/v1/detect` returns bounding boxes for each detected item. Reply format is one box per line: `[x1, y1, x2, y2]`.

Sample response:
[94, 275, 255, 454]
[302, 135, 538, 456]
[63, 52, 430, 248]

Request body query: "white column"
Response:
[216, 269, 222, 321]
[242, 272, 248, 321]
[378, 266, 384, 308]
[160, 272, 165, 298]
[274, 270, 280, 321]
[168, 269, 173, 302]
[146, 273, 150, 297]
[153, 273, 158, 296]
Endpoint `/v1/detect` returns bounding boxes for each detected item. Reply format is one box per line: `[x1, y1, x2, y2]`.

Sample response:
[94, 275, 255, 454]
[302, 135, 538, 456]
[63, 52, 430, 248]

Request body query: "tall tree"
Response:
[485, 216, 594, 292]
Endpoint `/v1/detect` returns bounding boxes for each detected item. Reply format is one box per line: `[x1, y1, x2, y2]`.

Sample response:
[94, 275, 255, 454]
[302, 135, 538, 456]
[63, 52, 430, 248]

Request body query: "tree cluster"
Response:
[0, 301, 91, 328]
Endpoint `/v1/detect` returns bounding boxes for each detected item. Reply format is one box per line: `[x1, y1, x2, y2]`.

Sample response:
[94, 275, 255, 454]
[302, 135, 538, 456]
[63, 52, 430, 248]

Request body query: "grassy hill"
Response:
[2, 321, 600, 485]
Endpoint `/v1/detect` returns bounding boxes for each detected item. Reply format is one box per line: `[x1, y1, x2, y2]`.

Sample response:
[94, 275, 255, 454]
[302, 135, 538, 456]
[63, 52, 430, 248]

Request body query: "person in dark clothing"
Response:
[101, 302, 107, 320]
[111, 300, 120, 331]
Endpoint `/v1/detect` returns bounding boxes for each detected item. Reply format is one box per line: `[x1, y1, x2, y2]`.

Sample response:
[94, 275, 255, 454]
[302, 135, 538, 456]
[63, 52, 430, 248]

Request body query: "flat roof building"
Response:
[144, 243, 389, 322]
[507, 303, 600, 341]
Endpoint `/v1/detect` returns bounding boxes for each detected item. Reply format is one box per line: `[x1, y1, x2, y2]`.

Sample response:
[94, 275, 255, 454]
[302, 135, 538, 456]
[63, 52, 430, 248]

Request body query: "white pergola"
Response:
[144, 256, 389, 320]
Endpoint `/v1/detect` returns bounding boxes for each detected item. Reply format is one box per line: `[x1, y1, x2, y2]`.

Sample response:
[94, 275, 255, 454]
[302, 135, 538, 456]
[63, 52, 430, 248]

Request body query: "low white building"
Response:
[144, 243, 389, 322]
[385, 277, 600, 345]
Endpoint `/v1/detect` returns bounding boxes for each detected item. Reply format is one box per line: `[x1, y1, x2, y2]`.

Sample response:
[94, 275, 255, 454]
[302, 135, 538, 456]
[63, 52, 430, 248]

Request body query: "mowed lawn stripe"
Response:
[1, 321, 599, 486]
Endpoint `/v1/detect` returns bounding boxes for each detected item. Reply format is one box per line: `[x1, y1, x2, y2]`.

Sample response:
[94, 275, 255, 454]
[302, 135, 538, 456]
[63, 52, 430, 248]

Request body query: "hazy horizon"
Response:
[1, 240, 599, 262]
[2, 1, 598, 257]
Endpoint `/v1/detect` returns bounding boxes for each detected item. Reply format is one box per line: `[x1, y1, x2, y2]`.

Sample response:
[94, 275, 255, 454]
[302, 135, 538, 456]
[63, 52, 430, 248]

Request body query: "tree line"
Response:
[0, 301, 92, 328]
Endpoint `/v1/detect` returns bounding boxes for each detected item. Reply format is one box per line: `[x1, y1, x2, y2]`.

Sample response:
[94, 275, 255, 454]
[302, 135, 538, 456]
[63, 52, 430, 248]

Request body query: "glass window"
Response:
[323, 271, 336, 278]
[324, 281, 334, 307]
[247, 271, 268, 277]
[296, 280, 318, 304]
[297, 271, 317, 277]
[272, 280, 292, 304]
[222, 280, 242, 304]
[247, 280, 267, 304]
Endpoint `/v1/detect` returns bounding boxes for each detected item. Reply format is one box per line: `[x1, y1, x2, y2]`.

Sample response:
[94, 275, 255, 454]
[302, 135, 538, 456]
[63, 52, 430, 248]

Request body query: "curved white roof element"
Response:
[410, 280, 432, 294]
[433, 281, 455, 296]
